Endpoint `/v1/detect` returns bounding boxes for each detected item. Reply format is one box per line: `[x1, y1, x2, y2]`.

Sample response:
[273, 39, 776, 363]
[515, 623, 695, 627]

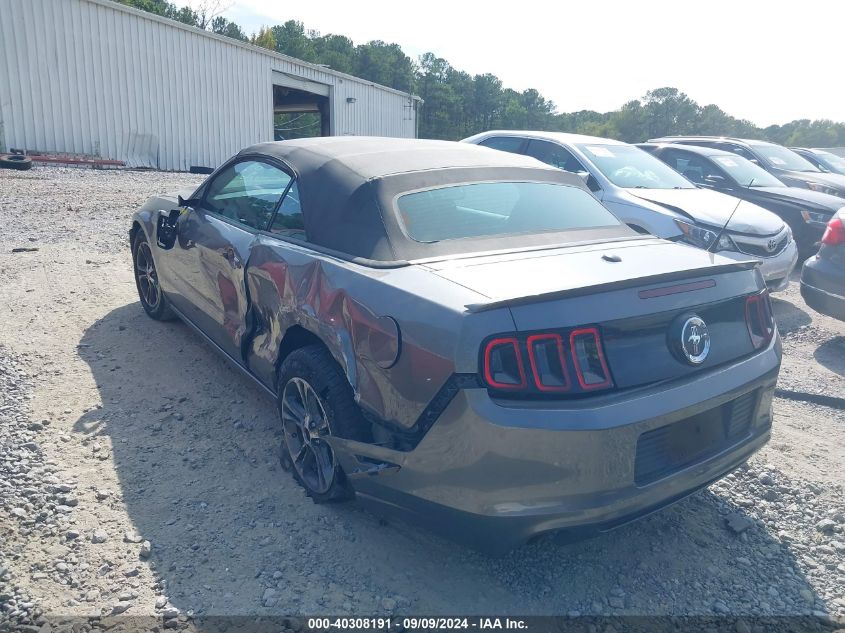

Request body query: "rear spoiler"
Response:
[464, 259, 760, 313]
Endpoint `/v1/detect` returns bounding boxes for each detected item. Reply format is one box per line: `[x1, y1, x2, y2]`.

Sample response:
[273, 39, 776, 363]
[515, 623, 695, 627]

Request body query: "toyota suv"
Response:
[463, 131, 799, 291]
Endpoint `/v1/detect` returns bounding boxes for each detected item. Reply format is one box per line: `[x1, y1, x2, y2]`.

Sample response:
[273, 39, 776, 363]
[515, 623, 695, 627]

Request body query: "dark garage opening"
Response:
[273, 85, 330, 140]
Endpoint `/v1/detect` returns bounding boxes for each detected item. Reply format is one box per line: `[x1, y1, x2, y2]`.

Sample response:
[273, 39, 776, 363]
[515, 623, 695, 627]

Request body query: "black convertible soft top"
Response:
[237, 137, 632, 263]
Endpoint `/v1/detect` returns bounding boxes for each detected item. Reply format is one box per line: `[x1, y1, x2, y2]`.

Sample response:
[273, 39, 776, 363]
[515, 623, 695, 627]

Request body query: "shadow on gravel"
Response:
[814, 336, 845, 379]
[771, 296, 813, 335]
[72, 303, 825, 618]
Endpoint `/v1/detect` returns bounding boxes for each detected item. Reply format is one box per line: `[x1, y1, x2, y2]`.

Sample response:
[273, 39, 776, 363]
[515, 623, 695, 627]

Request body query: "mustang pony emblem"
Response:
[687, 325, 704, 355]
[676, 315, 711, 365]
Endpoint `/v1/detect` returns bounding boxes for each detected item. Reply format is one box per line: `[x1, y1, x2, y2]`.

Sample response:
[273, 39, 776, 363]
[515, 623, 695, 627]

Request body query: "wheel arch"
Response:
[130, 218, 154, 250]
[129, 220, 143, 246]
[274, 325, 356, 392]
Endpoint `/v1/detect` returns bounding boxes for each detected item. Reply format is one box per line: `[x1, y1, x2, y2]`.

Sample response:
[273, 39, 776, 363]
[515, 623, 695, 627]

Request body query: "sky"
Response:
[206, 0, 845, 127]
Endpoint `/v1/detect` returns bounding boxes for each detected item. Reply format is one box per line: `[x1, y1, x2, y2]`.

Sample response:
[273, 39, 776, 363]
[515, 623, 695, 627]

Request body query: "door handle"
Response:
[222, 246, 242, 268]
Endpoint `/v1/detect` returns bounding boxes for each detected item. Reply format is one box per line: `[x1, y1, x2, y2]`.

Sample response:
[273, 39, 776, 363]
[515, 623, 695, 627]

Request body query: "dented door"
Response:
[176, 209, 257, 363]
[172, 159, 293, 364]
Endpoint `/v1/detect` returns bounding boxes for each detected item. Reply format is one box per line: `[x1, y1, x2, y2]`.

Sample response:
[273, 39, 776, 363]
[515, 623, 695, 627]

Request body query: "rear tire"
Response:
[132, 232, 175, 321]
[277, 345, 369, 503]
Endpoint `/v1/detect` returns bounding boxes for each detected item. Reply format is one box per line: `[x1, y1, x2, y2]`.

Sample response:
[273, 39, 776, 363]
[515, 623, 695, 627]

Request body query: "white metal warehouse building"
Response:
[0, 0, 421, 171]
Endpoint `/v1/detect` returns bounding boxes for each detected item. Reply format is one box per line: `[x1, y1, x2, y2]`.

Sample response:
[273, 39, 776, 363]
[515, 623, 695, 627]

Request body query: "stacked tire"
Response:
[0, 154, 33, 171]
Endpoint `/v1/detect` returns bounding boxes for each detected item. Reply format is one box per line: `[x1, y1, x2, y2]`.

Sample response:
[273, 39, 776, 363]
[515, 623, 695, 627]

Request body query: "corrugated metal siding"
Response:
[0, 0, 418, 170]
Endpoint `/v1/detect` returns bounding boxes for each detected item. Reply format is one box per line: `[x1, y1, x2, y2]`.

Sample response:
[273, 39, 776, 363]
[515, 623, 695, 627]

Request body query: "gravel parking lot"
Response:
[1, 166, 845, 627]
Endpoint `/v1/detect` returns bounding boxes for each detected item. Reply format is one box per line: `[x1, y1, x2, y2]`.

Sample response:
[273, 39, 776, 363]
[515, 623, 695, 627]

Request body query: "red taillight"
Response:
[821, 217, 845, 246]
[481, 327, 613, 396]
[483, 338, 527, 390]
[569, 327, 613, 390]
[526, 334, 571, 392]
[745, 292, 775, 349]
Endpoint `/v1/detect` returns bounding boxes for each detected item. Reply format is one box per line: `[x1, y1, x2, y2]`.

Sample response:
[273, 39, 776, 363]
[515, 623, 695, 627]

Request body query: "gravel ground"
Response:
[1, 165, 844, 627]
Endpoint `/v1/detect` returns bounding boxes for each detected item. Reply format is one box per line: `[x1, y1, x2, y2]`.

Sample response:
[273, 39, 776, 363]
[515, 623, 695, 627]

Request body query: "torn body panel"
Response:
[244, 236, 490, 430]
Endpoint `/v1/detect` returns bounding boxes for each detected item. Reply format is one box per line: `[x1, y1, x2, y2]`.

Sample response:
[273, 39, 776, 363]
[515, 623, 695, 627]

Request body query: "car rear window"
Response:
[395, 181, 620, 243]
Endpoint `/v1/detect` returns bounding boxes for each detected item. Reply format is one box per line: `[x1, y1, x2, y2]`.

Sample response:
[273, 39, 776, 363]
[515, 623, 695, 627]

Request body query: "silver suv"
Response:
[463, 131, 799, 291]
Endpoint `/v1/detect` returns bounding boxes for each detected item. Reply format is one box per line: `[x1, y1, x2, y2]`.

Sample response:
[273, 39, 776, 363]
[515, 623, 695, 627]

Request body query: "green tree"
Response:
[470, 73, 503, 131]
[211, 16, 247, 41]
[417, 53, 462, 138]
[116, 0, 176, 17]
[251, 26, 277, 52]
[272, 21, 317, 61]
[355, 41, 415, 93]
[639, 87, 700, 139]
[312, 34, 357, 74]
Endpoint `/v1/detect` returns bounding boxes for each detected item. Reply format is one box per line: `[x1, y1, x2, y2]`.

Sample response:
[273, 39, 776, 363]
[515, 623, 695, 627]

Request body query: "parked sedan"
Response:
[640, 142, 844, 256]
[790, 148, 845, 176]
[462, 131, 798, 291]
[648, 136, 845, 199]
[131, 137, 780, 551]
[801, 210, 845, 321]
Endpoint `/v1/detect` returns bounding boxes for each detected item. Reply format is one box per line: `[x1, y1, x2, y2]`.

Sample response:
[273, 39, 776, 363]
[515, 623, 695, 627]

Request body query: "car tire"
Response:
[277, 345, 369, 503]
[0, 154, 33, 170]
[132, 232, 175, 321]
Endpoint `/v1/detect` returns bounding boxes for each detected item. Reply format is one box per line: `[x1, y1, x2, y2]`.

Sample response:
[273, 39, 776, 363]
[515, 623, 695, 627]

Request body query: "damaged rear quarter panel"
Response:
[244, 236, 497, 430]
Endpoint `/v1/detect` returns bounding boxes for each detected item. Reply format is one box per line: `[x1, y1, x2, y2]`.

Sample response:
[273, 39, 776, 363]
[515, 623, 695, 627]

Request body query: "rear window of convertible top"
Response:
[395, 181, 620, 244]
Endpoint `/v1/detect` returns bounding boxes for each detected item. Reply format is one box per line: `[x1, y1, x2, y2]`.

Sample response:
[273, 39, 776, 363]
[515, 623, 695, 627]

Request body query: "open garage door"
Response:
[272, 71, 331, 140]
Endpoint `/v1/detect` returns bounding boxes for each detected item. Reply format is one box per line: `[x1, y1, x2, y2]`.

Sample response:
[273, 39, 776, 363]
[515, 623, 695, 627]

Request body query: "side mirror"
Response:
[704, 174, 727, 186]
[575, 171, 601, 192]
[178, 195, 200, 207]
[156, 208, 181, 250]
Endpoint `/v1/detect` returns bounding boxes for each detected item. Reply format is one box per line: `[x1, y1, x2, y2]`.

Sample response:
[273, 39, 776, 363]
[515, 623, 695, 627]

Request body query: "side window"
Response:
[526, 140, 583, 172]
[268, 181, 306, 239]
[478, 136, 525, 154]
[661, 150, 719, 184]
[526, 140, 600, 192]
[800, 153, 824, 171]
[203, 160, 291, 230]
[721, 143, 758, 163]
[659, 149, 691, 174]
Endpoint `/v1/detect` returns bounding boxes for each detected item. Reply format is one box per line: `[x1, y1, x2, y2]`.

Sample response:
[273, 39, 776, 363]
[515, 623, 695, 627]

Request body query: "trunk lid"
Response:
[425, 237, 755, 306]
[429, 238, 764, 391]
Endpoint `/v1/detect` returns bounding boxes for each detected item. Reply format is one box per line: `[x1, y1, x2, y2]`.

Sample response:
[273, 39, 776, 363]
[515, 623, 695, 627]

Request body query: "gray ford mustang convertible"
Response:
[130, 137, 781, 551]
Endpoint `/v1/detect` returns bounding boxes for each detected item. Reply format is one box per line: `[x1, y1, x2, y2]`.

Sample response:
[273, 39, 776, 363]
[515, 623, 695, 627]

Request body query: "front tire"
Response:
[132, 232, 175, 321]
[277, 345, 369, 503]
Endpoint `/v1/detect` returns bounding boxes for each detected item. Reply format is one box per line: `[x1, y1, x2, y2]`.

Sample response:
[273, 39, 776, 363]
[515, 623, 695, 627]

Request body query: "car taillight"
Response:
[526, 334, 571, 392]
[569, 327, 613, 390]
[745, 291, 775, 350]
[821, 217, 845, 246]
[481, 326, 613, 396]
[483, 338, 526, 390]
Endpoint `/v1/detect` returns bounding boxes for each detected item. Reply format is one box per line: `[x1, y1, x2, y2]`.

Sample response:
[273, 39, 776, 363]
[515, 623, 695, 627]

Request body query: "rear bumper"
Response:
[346, 343, 781, 551]
[801, 255, 845, 321]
